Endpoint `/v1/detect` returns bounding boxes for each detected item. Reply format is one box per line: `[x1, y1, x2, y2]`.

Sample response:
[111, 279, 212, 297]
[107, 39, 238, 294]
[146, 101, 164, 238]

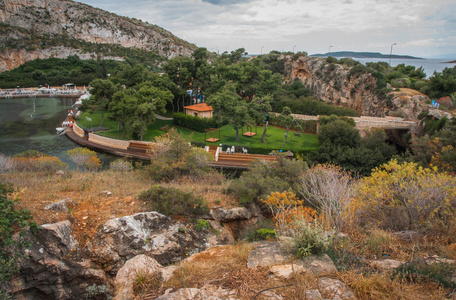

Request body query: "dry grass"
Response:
[341, 226, 456, 263]
[133, 270, 163, 299]
[397, 88, 426, 97]
[339, 271, 448, 300]
[162, 243, 294, 299]
[165, 174, 238, 209]
[0, 170, 237, 245]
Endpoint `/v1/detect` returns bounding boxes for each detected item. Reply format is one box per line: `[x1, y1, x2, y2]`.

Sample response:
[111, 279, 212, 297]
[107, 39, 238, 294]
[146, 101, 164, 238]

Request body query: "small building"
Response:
[184, 103, 214, 118]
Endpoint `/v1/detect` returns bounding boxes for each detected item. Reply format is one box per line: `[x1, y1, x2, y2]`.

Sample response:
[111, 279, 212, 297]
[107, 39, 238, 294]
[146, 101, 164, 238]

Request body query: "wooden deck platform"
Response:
[206, 138, 220, 142]
[208, 149, 277, 169]
[242, 132, 256, 137]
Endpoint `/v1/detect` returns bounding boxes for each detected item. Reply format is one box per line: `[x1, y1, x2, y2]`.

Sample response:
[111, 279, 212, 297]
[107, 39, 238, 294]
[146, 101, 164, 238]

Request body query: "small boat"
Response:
[56, 127, 65, 135]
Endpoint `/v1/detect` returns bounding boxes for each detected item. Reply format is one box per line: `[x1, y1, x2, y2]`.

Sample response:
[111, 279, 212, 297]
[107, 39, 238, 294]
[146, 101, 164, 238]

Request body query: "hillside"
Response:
[0, 0, 197, 72]
[311, 51, 421, 59]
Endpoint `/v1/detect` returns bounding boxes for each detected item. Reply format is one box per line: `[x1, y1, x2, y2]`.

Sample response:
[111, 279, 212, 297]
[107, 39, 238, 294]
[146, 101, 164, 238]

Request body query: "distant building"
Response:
[184, 103, 214, 118]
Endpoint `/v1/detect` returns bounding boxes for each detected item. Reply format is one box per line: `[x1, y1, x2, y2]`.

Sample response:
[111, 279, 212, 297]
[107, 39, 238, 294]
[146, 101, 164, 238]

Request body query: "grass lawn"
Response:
[77, 111, 319, 153]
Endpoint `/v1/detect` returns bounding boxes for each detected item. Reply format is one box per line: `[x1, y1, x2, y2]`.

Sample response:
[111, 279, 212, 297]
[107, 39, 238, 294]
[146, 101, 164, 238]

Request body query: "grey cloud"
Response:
[202, 0, 252, 5]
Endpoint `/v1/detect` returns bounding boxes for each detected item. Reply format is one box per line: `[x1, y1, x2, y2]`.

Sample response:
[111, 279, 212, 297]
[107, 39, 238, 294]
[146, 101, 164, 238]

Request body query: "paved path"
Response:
[155, 114, 173, 120]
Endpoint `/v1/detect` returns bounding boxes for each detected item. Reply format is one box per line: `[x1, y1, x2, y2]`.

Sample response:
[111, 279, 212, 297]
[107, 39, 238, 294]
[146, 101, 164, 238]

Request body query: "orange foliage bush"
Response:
[261, 191, 320, 234]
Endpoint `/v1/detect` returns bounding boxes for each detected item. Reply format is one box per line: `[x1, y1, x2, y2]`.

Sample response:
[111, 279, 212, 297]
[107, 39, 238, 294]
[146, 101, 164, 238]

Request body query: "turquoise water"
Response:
[351, 58, 455, 78]
[0, 97, 116, 169]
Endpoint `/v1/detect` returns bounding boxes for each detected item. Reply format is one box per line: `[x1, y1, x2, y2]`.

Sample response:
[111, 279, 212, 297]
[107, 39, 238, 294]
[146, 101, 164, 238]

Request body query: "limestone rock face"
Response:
[210, 207, 252, 222]
[0, 0, 197, 71]
[0, 46, 124, 73]
[247, 242, 294, 268]
[285, 55, 428, 120]
[388, 91, 427, 120]
[11, 221, 110, 300]
[85, 212, 215, 273]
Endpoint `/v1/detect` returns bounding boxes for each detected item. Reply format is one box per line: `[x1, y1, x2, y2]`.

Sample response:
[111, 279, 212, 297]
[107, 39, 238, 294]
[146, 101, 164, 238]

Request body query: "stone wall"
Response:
[73, 123, 84, 138]
[88, 133, 129, 150]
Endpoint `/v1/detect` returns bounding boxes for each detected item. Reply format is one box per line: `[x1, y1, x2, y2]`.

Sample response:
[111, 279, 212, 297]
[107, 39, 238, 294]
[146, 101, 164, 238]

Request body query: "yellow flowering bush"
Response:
[261, 191, 320, 234]
[351, 160, 456, 232]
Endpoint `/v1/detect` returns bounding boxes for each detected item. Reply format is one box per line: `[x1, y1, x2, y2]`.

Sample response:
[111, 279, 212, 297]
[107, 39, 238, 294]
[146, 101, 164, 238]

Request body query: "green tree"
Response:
[208, 84, 255, 141]
[111, 64, 149, 88]
[88, 79, 117, 127]
[313, 119, 397, 175]
[318, 119, 360, 148]
[426, 66, 456, 99]
[146, 128, 213, 181]
[109, 89, 136, 138]
[249, 96, 272, 143]
[278, 107, 302, 147]
[131, 82, 173, 140]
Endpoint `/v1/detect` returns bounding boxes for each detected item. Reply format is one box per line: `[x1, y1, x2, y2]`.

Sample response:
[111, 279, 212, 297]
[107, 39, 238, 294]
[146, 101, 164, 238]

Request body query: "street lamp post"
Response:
[328, 46, 333, 54]
[389, 43, 396, 66]
[293, 45, 296, 53]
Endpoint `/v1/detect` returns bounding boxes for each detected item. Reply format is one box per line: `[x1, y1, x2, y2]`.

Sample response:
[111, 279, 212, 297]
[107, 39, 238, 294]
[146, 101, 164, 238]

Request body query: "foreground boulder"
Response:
[11, 221, 110, 300]
[114, 255, 162, 300]
[85, 212, 218, 273]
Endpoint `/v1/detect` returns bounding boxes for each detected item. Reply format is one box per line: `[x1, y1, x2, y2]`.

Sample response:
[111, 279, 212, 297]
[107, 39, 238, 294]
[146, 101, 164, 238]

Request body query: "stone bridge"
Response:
[289, 114, 419, 132]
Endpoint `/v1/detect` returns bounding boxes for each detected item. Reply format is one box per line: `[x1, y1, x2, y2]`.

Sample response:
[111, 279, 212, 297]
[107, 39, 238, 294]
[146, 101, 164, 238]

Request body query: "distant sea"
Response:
[349, 57, 456, 78]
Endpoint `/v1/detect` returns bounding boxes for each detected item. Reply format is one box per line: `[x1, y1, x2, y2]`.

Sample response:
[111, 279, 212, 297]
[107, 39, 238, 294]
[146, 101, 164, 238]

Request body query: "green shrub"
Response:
[109, 159, 133, 172]
[253, 228, 277, 241]
[238, 219, 276, 241]
[285, 220, 332, 257]
[12, 150, 44, 158]
[0, 184, 37, 298]
[190, 141, 207, 148]
[393, 259, 456, 289]
[194, 219, 210, 231]
[173, 113, 219, 132]
[227, 155, 308, 204]
[138, 185, 209, 217]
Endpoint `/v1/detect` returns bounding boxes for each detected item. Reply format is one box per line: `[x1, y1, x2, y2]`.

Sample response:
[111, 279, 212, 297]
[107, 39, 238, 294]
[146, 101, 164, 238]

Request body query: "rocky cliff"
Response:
[0, 0, 197, 72]
[285, 55, 427, 120]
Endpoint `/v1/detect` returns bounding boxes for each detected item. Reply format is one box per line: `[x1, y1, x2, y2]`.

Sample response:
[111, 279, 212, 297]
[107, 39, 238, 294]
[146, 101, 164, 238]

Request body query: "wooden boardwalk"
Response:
[208, 148, 277, 169]
[67, 129, 278, 169]
[65, 128, 151, 160]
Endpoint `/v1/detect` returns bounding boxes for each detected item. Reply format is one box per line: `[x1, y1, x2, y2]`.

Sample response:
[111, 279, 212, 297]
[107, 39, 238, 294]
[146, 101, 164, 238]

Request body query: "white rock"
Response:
[114, 254, 162, 300]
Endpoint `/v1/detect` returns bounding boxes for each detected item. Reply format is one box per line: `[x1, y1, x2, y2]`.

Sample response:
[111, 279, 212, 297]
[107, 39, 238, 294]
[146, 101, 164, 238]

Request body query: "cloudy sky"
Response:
[75, 0, 456, 58]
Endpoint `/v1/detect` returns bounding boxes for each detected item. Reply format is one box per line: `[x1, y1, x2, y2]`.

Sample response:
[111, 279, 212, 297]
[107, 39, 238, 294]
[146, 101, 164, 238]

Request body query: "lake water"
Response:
[0, 97, 117, 169]
[351, 58, 456, 78]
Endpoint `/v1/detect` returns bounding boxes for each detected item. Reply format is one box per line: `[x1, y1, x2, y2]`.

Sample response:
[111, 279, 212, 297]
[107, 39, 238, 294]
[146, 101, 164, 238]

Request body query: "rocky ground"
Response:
[2, 171, 455, 299]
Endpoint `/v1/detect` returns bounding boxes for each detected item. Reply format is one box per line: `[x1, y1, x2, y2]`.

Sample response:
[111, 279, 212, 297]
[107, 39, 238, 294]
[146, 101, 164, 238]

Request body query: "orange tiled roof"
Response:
[184, 103, 213, 112]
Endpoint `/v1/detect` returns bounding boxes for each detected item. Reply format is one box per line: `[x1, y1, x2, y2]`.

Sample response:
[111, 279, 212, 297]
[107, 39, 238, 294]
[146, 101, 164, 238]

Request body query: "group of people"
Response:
[62, 121, 74, 127]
